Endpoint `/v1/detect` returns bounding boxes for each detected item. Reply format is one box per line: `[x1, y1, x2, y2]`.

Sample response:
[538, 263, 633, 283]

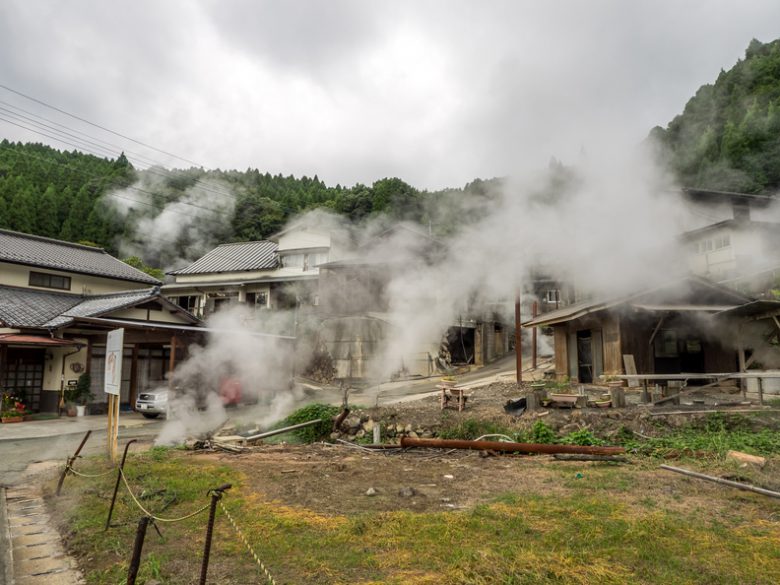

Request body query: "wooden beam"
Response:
[168, 335, 177, 390]
[129, 344, 139, 408]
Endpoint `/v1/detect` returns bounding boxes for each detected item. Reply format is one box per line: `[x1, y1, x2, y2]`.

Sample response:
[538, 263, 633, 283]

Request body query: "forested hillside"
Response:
[650, 38, 780, 193]
[0, 140, 502, 268]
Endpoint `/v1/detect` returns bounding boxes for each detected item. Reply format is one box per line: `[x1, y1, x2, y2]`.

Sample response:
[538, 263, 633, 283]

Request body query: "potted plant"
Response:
[64, 373, 92, 417]
[1, 393, 27, 423]
[74, 373, 93, 417]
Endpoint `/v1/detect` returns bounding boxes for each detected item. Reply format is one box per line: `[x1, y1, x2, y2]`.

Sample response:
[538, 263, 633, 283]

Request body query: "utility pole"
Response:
[515, 293, 522, 385]
[531, 301, 538, 370]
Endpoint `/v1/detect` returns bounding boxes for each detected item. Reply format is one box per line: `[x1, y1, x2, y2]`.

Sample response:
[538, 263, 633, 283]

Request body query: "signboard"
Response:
[104, 328, 124, 396]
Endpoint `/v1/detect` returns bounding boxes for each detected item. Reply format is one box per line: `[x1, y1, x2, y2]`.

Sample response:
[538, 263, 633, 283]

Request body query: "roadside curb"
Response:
[0, 421, 155, 443]
[0, 487, 14, 585]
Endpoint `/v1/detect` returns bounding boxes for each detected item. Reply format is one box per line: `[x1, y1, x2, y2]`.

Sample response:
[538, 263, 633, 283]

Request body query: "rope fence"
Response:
[219, 500, 277, 585]
[58, 431, 277, 585]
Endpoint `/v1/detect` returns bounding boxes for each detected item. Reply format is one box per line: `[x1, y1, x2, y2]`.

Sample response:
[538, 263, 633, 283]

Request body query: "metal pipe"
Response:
[199, 484, 232, 585]
[399, 436, 625, 456]
[244, 418, 323, 442]
[126, 516, 151, 585]
[660, 465, 780, 499]
[105, 439, 138, 530]
[56, 430, 92, 496]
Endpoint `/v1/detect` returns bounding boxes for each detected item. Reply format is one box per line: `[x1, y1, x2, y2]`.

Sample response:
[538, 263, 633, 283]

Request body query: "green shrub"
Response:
[284, 403, 341, 442]
[559, 428, 605, 446]
[528, 420, 557, 444]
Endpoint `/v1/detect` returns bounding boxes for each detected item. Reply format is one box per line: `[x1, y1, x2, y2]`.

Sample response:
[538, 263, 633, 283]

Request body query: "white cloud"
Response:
[0, 0, 779, 188]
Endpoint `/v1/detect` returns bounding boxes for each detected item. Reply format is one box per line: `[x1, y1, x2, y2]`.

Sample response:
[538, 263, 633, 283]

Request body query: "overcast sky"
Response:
[0, 1, 779, 189]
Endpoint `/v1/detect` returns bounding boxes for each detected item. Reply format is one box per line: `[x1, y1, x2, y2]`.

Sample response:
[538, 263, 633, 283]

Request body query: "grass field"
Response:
[47, 444, 780, 585]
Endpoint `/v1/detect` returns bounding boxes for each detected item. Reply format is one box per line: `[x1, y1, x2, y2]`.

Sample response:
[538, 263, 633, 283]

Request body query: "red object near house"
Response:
[219, 377, 242, 406]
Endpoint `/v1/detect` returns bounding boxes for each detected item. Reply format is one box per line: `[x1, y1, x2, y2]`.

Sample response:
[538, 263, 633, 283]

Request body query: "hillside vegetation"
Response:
[0, 140, 502, 266]
[651, 38, 780, 193]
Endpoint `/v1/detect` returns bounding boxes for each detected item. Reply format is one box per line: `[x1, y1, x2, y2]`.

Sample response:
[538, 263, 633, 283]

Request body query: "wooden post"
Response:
[107, 394, 119, 463]
[609, 386, 626, 408]
[168, 335, 177, 390]
[758, 377, 764, 406]
[737, 325, 747, 397]
[129, 344, 139, 410]
[515, 294, 522, 385]
[531, 301, 538, 370]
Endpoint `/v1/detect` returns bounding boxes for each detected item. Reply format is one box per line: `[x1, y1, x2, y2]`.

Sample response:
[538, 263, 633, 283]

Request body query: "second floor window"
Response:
[29, 271, 71, 291]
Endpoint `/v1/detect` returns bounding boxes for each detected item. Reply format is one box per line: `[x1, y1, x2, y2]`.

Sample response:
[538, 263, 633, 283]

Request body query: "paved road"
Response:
[0, 422, 163, 488]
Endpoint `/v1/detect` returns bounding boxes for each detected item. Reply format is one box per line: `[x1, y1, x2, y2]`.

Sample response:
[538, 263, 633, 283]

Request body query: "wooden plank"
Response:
[622, 355, 639, 387]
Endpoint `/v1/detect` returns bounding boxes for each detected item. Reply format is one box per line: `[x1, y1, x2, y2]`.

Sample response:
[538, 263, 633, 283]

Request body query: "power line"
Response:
[0, 135, 231, 218]
[0, 82, 204, 168]
[0, 97, 241, 203]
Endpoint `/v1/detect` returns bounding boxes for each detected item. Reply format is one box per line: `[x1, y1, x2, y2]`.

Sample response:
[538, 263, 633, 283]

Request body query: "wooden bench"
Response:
[438, 385, 472, 411]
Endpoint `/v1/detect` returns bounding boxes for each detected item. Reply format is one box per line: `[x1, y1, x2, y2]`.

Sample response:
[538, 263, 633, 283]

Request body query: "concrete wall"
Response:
[277, 229, 330, 252]
[0, 261, 151, 294]
[42, 340, 89, 392]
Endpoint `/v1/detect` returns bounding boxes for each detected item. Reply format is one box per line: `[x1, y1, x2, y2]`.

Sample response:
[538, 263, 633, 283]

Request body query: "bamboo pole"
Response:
[660, 465, 780, 499]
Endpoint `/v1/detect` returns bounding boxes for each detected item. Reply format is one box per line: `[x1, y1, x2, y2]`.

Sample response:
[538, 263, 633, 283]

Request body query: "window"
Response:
[543, 289, 560, 303]
[245, 291, 268, 308]
[282, 253, 304, 269]
[654, 330, 679, 358]
[714, 234, 731, 250]
[173, 295, 198, 314]
[29, 271, 71, 290]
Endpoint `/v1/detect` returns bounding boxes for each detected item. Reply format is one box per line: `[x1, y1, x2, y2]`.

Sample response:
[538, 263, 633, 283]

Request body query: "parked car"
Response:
[135, 390, 168, 418]
[135, 379, 248, 418]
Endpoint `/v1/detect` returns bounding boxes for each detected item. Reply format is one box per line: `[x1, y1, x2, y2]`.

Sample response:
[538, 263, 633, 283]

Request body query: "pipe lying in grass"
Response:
[660, 465, 780, 499]
[244, 419, 323, 442]
[398, 437, 626, 456]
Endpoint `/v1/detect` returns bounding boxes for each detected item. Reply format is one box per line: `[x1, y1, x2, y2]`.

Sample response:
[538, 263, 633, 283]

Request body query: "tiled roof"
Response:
[0, 286, 162, 329]
[45, 288, 161, 328]
[0, 229, 161, 285]
[168, 240, 278, 275]
[0, 287, 82, 328]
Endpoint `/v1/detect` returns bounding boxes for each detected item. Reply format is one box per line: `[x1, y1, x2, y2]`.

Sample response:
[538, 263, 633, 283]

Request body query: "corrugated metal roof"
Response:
[0, 229, 161, 284]
[168, 240, 278, 275]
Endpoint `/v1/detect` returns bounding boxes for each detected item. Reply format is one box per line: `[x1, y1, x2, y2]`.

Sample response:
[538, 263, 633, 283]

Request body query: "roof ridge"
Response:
[216, 240, 277, 247]
[0, 228, 107, 253]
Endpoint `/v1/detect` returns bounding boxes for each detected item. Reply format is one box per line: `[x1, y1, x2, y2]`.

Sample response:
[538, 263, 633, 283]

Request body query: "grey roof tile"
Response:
[0, 286, 160, 329]
[0, 287, 82, 327]
[169, 240, 278, 275]
[0, 229, 160, 285]
[45, 288, 160, 327]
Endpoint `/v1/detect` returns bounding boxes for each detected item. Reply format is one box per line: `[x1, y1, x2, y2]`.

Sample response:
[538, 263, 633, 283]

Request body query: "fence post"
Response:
[56, 430, 92, 496]
[105, 439, 138, 530]
[126, 516, 151, 585]
[199, 484, 232, 585]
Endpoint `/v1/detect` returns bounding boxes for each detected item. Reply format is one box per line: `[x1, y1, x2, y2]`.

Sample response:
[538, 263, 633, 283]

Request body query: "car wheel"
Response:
[142, 413, 160, 419]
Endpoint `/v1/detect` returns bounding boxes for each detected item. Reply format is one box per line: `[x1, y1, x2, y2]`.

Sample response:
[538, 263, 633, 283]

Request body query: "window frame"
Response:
[29, 271, 71, 291]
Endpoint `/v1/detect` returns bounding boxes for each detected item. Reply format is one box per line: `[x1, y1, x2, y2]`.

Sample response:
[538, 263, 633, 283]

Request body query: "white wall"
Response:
[0, 261, 151, 294]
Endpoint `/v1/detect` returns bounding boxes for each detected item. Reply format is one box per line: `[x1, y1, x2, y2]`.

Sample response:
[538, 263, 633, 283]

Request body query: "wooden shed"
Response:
[522, 276, 751, 383]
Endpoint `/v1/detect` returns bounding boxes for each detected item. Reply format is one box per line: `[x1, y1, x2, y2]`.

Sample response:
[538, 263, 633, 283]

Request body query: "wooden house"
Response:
[522, 276, 751, 382]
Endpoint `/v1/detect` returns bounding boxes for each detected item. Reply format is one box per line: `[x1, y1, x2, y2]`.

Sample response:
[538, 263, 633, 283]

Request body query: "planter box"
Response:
[1, 416, 23, 423]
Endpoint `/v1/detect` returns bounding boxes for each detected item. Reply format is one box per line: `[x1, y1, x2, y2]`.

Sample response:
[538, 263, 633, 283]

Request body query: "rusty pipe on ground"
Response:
[399, 437, 626, 456]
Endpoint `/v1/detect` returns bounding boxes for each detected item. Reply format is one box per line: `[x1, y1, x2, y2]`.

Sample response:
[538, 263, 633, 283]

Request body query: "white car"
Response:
[135, 390, 168, 418]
